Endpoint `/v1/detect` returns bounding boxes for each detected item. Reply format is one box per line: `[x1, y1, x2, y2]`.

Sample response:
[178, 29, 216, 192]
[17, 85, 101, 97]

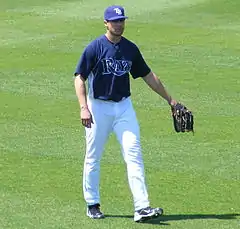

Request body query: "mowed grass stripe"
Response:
[1, 90, 239, 180]
[0, 0, 208, 47]
[2, 0, 208, 17]
[1, 153, 239, 228]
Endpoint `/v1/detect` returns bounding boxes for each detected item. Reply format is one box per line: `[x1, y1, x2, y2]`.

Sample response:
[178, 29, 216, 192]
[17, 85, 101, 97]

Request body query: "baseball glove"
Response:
[171, 103, 194, 133]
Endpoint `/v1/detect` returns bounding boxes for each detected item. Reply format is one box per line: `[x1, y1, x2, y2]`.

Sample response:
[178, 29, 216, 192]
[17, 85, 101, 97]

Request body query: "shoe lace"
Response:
[138, 206, 152, 214]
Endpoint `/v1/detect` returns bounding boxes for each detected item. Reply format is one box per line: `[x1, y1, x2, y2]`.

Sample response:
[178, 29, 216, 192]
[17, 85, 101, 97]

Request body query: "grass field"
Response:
[1, 0, 240, 228]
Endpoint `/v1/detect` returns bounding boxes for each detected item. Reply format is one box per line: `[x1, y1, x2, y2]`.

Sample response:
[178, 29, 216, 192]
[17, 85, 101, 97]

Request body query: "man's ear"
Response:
[104, 20, 109, 30]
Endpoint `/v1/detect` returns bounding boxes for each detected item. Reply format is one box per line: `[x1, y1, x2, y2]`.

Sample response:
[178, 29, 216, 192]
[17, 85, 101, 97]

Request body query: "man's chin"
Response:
[112, 30, 124, 36]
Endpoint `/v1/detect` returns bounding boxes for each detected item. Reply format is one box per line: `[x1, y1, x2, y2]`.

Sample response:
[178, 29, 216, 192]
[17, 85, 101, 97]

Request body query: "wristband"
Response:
[80, 105, 88, 110]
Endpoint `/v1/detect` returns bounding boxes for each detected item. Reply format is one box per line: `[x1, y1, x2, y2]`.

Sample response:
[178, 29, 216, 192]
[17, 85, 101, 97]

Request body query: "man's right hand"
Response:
[80, 106, 93, 128]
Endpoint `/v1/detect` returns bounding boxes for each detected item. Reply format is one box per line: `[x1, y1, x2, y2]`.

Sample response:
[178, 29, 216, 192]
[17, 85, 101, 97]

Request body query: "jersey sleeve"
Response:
[130, 46, 151, 79]
[74, 43, 96, 80]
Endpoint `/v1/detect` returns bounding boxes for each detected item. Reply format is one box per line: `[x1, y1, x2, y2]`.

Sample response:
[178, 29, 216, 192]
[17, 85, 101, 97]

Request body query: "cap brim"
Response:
[106, 16, 128, 21]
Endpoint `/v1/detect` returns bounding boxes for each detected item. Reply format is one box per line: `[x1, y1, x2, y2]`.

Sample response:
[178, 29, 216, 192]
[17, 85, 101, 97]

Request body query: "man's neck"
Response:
[105, 32, 122, 44]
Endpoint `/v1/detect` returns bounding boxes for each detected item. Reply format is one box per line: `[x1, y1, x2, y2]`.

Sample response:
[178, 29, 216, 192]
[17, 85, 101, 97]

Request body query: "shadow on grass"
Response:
[104, 214, 240, 225]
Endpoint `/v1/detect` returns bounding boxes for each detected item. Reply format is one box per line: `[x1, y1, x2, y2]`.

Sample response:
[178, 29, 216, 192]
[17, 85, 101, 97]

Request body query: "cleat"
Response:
[134, 206, 163, 222]
[87, 204, 105, 219]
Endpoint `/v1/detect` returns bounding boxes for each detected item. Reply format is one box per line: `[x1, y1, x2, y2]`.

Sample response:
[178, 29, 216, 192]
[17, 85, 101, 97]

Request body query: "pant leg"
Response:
[83, 98, 113, 206]
[113, 99, 150, 211]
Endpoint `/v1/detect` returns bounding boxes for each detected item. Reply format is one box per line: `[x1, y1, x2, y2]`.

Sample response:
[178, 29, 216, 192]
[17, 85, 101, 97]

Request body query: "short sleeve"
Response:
[74, 43, 96, 80]
[130, 46, 151, 79]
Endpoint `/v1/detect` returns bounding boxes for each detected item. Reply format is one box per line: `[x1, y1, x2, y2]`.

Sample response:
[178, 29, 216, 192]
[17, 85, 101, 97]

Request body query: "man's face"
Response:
[105, 19, 125, 36]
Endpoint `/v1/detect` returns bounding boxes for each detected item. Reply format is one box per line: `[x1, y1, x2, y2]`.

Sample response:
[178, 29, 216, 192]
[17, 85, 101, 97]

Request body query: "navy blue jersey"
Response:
[74, 35, 151, 102]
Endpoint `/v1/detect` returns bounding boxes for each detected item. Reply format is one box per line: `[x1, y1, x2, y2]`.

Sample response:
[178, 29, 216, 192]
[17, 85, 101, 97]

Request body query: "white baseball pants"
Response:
[83, 96, 150, 211]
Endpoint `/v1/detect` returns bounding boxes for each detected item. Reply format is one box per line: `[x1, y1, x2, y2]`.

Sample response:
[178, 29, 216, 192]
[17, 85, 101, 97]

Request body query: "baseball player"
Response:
[74, 5, 177, 223]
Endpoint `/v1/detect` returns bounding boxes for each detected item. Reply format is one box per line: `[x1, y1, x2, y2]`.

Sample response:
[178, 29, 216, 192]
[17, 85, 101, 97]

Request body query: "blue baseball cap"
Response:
[104, 5, 128, 21]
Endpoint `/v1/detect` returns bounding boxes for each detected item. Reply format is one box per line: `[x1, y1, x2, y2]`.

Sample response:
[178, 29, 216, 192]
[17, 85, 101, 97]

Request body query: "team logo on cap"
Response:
[114, 8, 122, 15]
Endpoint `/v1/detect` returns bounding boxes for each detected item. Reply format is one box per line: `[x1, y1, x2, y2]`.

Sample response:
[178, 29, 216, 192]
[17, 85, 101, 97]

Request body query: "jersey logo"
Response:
[114, 8, 122, 15]
[102, 58, 132, 76]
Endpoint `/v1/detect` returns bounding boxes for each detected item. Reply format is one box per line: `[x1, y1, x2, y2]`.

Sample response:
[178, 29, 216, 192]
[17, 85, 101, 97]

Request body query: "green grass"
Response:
[1, 0, 239, 228]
